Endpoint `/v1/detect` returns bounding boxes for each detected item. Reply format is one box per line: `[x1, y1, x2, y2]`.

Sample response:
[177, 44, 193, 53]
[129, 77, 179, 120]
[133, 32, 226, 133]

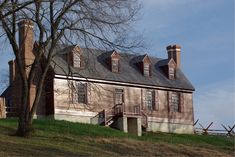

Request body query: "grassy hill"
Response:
[0, 118, 234, 157]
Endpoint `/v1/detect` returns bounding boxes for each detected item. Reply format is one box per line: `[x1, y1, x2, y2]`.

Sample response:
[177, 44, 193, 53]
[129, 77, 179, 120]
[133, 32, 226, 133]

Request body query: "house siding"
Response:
[53, 78, 194, 133]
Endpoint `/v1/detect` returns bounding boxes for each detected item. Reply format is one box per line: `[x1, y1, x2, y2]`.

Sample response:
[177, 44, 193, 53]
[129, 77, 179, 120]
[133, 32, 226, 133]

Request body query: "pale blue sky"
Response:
[0, 0, 234, 129]
[136, 0, 234, 128]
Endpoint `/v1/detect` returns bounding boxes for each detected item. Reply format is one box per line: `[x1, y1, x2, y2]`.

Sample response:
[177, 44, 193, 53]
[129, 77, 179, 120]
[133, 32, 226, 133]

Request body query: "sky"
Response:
[0, 0, 234, 129]
[135, 0, 234, 129]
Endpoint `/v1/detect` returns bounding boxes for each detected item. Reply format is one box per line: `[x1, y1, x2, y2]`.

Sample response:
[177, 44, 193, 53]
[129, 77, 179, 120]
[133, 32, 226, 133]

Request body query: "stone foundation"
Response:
[147, 121, 194, 134]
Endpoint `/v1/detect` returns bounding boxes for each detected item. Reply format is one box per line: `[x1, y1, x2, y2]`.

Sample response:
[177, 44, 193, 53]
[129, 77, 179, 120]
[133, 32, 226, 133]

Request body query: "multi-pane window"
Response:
[115, 89, 124, 105]
[73, 52, 81, 68]
[77, 83, 86, 103]
[169, 67, 175, 79]
[144, 63, 150, 77]
[171, 92, 179, 112]
[71, 82, 86, 104]
[146, 90, 155, 110]
[112, 59, 119, 72]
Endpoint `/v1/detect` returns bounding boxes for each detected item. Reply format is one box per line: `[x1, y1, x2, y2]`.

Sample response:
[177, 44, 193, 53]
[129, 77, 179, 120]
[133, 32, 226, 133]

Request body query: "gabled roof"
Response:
[158, 58, 176, 67]
[142, 54, 151, 64]
[110, 50, 121, 59]
[167, 58, 176, 66]
[0, 86, 10, 98]
[49, 45, 195, 91]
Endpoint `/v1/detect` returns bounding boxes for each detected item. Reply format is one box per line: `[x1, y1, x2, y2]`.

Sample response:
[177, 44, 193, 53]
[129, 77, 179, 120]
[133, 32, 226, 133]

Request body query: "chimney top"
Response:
[166, 44, 181, 69]
[166, 45, 181, 51]
[18, 19, 34, 28]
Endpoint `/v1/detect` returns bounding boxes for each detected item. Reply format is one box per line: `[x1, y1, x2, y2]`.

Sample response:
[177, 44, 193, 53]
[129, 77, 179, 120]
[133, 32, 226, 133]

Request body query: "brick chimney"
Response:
[8, 60, 15, 85]
[18, 19, 36, 110]
[166, 45, 181, 68]
[18, 19, 34, 69]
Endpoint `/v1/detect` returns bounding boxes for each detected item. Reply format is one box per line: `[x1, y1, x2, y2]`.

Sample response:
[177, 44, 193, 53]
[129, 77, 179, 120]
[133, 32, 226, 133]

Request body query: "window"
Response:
[171, 92, 179, 112]
[115, 89, 124, 105]
[144, 63, 150, 77]
[71, 82, 87, 104]
[73, 52, 81, 68]
[77, 83, 86, 103]
[112, 59, 119, 72]
[146, 90, 155, 110]
[169, 67, 175, 79]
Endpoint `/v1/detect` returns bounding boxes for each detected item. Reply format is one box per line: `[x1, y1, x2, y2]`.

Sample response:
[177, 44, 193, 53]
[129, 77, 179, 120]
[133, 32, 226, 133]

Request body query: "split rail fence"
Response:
[193, 119, 235, 137]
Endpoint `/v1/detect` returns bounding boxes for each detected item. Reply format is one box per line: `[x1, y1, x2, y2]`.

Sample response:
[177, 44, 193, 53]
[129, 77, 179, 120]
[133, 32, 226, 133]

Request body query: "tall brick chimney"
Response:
[18, 19, 34, 68]
[166, 45, 181, 68]
[18, 19, 36, 110]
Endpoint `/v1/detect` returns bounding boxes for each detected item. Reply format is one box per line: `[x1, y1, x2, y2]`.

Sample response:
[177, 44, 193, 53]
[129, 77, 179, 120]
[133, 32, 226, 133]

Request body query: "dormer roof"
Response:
[142, 54, 151, 64]
[71, 45, 82, 54]
[110, 50, 121, 59]
[167, 58, 176, 66]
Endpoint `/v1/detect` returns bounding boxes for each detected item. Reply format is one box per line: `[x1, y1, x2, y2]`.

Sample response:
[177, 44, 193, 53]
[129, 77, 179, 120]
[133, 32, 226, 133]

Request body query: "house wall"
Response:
[53, 78, 194, 134]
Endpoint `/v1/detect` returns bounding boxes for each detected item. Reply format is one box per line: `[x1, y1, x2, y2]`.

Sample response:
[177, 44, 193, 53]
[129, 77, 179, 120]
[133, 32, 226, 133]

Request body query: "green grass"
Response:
[0, 118, 234, 157]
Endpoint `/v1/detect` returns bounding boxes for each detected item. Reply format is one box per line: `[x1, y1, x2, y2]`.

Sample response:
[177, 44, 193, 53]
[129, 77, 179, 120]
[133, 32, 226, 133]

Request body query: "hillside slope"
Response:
[0, 119, 234, 157]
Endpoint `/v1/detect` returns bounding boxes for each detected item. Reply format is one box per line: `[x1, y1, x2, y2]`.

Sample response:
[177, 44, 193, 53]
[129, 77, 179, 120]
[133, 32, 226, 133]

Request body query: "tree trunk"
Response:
[16, 86, 34, 137]
[16, 116, 34, 137]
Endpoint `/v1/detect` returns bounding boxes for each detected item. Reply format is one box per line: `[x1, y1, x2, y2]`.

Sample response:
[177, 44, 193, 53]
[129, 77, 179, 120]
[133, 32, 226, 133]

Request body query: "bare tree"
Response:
[0, 0, 142, 137]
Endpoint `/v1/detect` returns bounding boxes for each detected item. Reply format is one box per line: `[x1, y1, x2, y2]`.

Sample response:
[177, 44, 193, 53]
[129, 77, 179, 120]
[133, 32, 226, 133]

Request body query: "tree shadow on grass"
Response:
[0, 140, 91, 157]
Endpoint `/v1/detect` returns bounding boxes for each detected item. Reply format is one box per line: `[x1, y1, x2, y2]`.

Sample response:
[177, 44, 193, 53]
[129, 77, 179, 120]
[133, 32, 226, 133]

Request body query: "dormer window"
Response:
[67, 45, 83, 68]
[73, 52, 81, 68]
[143, 63, 150, 77]
[110, 50, 121, 73]
[160, 58, 176, 80]
[140, 54, 151, 77]
[112, 59, 119, 73]
[169, 67, 175, 79]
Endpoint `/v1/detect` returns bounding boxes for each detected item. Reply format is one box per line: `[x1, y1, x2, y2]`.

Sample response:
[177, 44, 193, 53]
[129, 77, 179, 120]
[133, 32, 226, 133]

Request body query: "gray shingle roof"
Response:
[50, 45, 195, 91]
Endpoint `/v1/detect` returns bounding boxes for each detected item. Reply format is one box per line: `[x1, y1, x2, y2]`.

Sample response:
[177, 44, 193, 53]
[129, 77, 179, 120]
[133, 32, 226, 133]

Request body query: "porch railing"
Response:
[100, 103, 145, 126]
[123, 104, 141, 116]
[103, 104, 123, 126]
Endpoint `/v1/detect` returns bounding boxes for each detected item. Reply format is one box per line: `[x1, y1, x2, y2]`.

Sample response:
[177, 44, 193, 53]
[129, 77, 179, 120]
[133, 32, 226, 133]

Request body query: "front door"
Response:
[115, 89, 124, 105]
[114, 89, 124, 114]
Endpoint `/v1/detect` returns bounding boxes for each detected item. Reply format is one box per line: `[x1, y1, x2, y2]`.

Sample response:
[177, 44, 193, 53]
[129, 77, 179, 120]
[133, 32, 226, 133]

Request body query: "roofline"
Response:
[0, 86, 10, 97]
[54, 74, 195, 93]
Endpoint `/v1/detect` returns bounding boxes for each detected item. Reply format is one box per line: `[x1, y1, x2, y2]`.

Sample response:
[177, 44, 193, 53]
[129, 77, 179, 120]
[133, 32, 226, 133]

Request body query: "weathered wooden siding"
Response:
[54, 79, 141, 113]
[147, 92, 193, 124]
[53, 78, 194, 126]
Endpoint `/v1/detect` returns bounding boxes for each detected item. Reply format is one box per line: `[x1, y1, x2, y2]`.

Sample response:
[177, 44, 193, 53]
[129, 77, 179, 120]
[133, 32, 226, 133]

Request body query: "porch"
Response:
[95, 104, 147, 136]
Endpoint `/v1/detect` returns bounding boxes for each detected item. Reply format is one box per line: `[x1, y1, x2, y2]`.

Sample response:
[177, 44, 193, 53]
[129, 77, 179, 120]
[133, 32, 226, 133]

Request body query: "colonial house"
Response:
[1, 20, 195, 136]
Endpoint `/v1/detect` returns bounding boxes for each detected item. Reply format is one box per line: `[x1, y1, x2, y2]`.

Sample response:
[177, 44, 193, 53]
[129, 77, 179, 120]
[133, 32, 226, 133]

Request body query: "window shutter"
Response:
[180, 93, 184, 112]
[168, 91, 172, 112]
[141, 88, 146, 110]
[72, 81, 78, 104]
[154, 90, 159, 110]
[151, 90, 155, 110]
[86, 83, 91, 105]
